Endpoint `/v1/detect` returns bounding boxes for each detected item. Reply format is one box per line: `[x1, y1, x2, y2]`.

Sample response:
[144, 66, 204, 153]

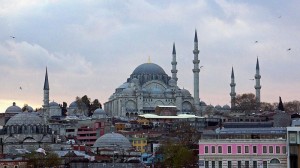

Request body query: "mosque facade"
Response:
[104, 31, 205, 117]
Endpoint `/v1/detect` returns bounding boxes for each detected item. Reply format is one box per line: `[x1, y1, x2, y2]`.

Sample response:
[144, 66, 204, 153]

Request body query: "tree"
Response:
[62, 102, 68, 116]
[157, 142, 197, 168]
[25, 151, 61, 167]
[234, 93, 257, 113]
[260, 102, 275, 112]
[22, 104, 28, 112]
[284, 100, 300, 113]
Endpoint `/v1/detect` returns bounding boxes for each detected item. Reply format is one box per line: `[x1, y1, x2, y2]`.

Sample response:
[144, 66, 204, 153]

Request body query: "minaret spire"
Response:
[171, 43, 178, 83]
[230, 67, 236, 109]
[193, 30, 201, 115]
[43, 67, 50, 108]
[254, 57, 261, 108]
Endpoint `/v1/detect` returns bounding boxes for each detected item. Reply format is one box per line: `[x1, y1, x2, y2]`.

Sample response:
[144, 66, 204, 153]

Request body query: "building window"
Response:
[218, 161, 222, 168]
[245, 146, 249, 153]
[253, 161, 257, 168]
[276, 146, 280, 154]
[263, 146, 267, 153]
[263, 161, 268, 168]
[228, 161, 232, 168]
[282, 146, 286, 154]
[228, 146, 232, 154]
[212, 146, 215, 153]
[237, 146, 241, 153]
[212, 161, 215, 168]
[245, 161, 249, 168]
[269, 146, 273, 153]
[218, 146, 222, 153]
[253, 146, 257, 153]
[205, 161, 209, 168]
[238, 161, 242, 168]
[205, 146, 209, 153]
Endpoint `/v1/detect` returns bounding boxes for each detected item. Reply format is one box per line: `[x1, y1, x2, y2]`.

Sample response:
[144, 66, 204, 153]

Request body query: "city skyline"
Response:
[0, 0, 299, 112]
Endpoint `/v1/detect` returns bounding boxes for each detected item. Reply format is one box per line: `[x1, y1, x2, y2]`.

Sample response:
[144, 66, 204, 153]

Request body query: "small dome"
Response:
[5, 102, 22, 113]
[118, 83, 130, 89]
[69, 101, 87, 109]
[93, 132, 132, 149]
[181, 88, 191, 97]
[49, 101, 59, 107]
[131, 78, 139, 85]
[25, 106, 34, 112]
[94, 108, 106, 114]
[6, 112, 44, 126]
[132, 63, 166, 76]
[215, 105, 222, 109]
[200, 101, 207, 106]
[223, 104, 231, 110]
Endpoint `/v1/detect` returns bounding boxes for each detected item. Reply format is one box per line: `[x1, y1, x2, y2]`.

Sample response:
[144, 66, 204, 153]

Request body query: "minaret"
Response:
[193, 30, 201, 115]
[230, 67, 236, 109]
[171, 43, 178, 83]
[43, 67, 50, 108]
[254, 57, 261, 107]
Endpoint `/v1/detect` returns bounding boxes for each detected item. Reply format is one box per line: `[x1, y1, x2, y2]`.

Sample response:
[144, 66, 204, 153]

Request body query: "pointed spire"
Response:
[278, 96, 285, 111]
[256, 57, 259, 70]
[44, 67, 49, 90]
[148, 56, 151, 63]
[231, 66, 234, 78]
[172, 43, 176, 55]
[194, 30, 198, 42]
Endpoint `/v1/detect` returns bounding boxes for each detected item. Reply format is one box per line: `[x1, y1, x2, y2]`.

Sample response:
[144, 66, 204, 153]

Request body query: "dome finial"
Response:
[148, 56, 151, 63]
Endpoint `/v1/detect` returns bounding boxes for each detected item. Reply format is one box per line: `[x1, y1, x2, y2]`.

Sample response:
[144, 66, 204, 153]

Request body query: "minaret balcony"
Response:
[193, 50, 199, 54]
[193, 69, 200, 73]
[193, 60, 200, 64]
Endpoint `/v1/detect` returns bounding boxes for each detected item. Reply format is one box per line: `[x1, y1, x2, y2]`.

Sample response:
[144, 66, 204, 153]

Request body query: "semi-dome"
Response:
[122, 87, 135, 95]
[5, 102, 22, 113]
[215, 105, 222, 109]
[6, 112, 44, 126]
[93, 132, 132, 149]
[150, 87, 163, 95]
[181, 88, 191, 97]
[132, 63, 166, 75]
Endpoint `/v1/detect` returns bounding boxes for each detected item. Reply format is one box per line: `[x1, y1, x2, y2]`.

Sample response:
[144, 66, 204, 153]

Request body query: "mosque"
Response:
[104, 30, 262, 117]
[104, 31, 205, 117]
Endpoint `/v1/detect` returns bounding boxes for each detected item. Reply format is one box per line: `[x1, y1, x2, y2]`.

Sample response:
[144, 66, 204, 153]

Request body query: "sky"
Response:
[0, 0, 299, 112]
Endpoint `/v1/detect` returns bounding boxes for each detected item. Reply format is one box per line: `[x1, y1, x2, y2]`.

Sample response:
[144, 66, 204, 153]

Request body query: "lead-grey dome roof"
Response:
[93, 133, 132, 149]
[132, 63, 166, 75]
[5, 102, 22, 113]
[6, 112, 44, 126]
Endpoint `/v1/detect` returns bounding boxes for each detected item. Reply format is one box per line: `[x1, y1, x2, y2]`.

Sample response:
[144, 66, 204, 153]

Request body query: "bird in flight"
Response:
[10, 36, 16, 38]
[19, 87, 22, 90]
[255, 41, 258, 43]
[200, 66, 204, 68]
[287, 48, 291, 51]
[278, 16, 282, 18]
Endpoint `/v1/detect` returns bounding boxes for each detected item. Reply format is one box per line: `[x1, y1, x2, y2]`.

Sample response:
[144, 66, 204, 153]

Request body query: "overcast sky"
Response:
[0, 0, 299, 112]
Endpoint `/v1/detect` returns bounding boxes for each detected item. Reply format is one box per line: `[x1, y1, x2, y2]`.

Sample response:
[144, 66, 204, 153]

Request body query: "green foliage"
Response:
[158, 142, 197, 168]
[234, 93, 257, 113]
[25, 151, 61, 167]
[75, 95, 103, 116]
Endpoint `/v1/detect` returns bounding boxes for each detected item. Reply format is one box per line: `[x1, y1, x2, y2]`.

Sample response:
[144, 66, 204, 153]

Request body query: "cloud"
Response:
[0, 0, 299, 111]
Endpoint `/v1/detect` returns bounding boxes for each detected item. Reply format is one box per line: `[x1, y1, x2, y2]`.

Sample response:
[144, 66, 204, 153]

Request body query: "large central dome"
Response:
[132, 63, 166, 75]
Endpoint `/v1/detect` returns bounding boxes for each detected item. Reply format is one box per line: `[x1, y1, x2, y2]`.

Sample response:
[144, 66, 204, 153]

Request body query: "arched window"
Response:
[270, 158, 280, 164]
